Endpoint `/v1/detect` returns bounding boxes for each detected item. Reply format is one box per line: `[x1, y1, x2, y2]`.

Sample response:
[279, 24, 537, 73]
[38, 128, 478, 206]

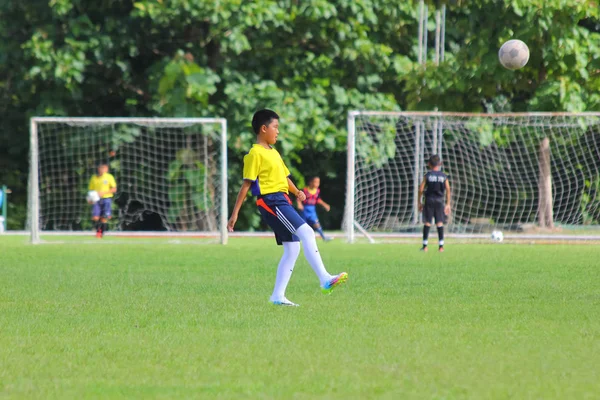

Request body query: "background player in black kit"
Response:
[418, 155, 451, 252]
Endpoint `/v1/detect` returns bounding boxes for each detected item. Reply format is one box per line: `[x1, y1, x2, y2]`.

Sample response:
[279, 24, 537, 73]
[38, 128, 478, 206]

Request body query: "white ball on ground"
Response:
[491, 230, 504, 243]
[498, 39, 529, 70]
[86, 190, 100, 204]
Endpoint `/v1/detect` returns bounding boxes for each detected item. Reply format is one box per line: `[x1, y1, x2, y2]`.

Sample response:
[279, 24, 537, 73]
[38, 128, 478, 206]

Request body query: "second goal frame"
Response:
[345, 111, 600, 243]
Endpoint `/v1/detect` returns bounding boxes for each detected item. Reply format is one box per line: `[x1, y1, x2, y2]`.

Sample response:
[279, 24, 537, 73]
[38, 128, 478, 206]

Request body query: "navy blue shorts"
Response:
[257, 193, 306, 245]
[92, 198, 112, 219]
[301, 205, 319, 226]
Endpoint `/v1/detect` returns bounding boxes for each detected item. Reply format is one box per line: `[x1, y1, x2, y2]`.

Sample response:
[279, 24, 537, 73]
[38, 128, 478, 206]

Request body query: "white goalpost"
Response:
[28, 117, 228, 244]
[345, 111, 600, 243]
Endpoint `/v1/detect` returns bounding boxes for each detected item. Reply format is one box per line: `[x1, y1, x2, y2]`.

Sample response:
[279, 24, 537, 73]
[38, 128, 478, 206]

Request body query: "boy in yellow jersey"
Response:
[227, 109, 348, 306]
[88, 162, 117, 238]
[297, 176, 333, 241]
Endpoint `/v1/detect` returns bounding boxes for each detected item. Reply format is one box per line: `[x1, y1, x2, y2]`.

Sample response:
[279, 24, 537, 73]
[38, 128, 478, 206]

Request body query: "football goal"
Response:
[345, 111, 600, 243]
[28, 117, 228, 244]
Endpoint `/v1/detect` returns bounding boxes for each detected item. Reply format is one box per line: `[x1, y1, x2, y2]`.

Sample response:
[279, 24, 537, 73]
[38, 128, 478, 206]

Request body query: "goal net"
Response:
[28, 117, 228, 244]
[345, 112, 600, 242]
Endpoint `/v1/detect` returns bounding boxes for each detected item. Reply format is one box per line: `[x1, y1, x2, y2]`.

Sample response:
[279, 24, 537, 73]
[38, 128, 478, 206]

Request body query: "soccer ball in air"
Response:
[86, 190, 100, 204]
[491, 230, 504, 243]
[498, 39, 530, 70]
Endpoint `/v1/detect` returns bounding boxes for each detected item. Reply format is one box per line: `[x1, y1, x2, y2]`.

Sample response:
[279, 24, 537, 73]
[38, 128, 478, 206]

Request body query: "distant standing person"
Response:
[88, 162, 117, 238]
[297, 176, 333, 241]
[418, 155, 451, 252]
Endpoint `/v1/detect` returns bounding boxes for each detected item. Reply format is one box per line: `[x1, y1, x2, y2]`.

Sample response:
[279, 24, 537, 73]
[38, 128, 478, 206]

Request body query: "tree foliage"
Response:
[405, 0, 600, 112]
[1, 0, 599, 229]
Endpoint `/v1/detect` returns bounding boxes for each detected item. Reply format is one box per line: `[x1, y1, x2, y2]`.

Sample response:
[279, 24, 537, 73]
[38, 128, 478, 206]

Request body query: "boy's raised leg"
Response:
[295, 224, 348, 293]
[295, 224, 331, 285]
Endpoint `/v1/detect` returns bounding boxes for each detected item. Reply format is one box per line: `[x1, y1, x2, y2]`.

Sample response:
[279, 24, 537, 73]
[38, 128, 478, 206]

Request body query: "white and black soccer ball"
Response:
[498, 39, 530, 70]
[491, 230, 504, 243]
[86, 190, 100, 204]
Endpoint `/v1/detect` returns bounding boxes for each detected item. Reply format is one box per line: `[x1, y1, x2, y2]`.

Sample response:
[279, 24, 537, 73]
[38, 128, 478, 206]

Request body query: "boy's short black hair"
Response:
[252, 109, 279, 134]
[97, 161, 108, 168]
[308, 176, 320, 184]
[428, 154, 441, 167]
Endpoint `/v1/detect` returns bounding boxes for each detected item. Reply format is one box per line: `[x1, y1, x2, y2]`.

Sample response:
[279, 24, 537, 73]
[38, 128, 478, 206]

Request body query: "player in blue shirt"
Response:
[297, 176, 333, 241]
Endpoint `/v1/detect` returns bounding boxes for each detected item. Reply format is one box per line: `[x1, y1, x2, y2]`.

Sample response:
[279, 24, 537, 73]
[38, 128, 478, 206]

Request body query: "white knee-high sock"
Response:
[295, 224, 332, 286]
[270, 241, 301, 301]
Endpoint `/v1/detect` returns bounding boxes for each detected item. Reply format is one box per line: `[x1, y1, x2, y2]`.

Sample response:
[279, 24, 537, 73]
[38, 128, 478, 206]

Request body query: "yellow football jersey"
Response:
[243, 144, 290, 196]
[88, 173, 117, 198]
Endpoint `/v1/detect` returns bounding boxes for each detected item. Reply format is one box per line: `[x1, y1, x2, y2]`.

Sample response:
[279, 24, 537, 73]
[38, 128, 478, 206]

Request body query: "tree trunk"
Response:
[538, 137, 554, 228]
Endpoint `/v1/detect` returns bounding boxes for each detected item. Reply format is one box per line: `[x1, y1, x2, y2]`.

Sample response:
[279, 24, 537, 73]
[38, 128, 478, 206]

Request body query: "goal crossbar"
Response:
[31, 117, 226, 124]
[348, 111, 600, 118]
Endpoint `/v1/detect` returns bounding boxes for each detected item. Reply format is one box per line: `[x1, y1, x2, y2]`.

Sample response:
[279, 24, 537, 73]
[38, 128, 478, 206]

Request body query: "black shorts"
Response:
[423, 200, 445, 224]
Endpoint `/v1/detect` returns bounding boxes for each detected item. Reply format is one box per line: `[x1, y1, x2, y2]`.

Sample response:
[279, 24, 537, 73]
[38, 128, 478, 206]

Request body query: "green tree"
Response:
[404, 0, 600, 112]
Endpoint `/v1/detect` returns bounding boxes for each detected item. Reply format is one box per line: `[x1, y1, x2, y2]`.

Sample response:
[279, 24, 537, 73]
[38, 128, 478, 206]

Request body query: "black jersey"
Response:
[424, 170, 448, 201]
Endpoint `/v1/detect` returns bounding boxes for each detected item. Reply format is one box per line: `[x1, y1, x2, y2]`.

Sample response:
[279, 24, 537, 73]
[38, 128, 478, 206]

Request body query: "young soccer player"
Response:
[418, 154, 451, 252]
[227, 109, 348, 306]
[88, 162, 117, 238]
[297, 176, 333, 241]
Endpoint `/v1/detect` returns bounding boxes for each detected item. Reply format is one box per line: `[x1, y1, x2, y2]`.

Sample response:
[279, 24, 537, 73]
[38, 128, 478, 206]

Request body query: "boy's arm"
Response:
[444, 180, 451, 215]
[417, 178, 426, 211]
[287, 177, 306, 202]
[227, 180, 252, 232]
[296, 195, 304, 211]
[98, 188, 117, 197]
[317, 198, 330, 212]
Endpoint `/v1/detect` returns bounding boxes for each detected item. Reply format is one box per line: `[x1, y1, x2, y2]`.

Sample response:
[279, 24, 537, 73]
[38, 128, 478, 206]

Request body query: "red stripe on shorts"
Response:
[256, 198, 277, 216]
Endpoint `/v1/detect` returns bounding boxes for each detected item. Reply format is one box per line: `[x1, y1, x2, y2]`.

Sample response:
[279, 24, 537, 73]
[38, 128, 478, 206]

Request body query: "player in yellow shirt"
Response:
[227, 109, 348, 306]
[88, 162, 117, 238]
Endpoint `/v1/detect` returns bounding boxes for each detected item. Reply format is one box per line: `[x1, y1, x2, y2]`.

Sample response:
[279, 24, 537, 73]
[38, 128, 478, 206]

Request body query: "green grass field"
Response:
[1, 236, 599, 399]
